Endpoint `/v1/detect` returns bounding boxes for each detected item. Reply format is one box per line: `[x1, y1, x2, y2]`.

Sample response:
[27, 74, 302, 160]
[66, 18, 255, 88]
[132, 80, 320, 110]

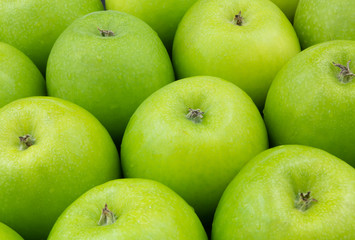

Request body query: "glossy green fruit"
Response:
[121, 76, 268, 224]
[173, 0, 300, 109]
[0, 223, 23, 240]
[294, 0, 355, 49]
[48, 178, 208, 240]
[0, 97, 120, 240]
[0, 0, 103, 73]
[212, 145, 355, 240]
[0, 42, 45, 108]
[47, 10, 175, 142]
[263, 40, 355, 166]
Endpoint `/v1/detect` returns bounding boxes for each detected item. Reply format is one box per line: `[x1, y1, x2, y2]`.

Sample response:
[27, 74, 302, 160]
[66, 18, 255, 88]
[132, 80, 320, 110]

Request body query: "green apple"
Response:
[105, 0, 198, 52]
[172, 0, 300, 109]
[47, 10, 175, 143]
[0, 0, 103, 74]
[121, 76, 269, 225]
[212, 145, 355, 240]
[294, 0, 355, 49]
[270, 0, 299, 22]
[263, 40, 355, 166]
[0, 223, 23, 240]
[48, 178, 208, 239]
[0, 97, 120, 240]
[0, 42, 45, 108]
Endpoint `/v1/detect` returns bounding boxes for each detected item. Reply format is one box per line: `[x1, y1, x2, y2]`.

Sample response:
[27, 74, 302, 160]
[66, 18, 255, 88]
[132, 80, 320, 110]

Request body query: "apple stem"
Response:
[295, 191, 317, 211]
[186, 108, 204, 123]
[19, 134, 35, 150]
[97, 27, 115, 37]
[98, 203, 116, 226]
[232, 11, 244, 26]
[332, 60, 354, 84]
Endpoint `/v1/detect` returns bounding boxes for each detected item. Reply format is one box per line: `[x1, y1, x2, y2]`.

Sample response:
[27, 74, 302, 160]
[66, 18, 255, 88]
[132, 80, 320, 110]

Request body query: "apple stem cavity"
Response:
[295, 191, 317, 212]
[98, 203, 116, 226]
[19, 134, 35, 150]
[97, 27, 115, 37]
[186, 108, 205, 123]
[332, 60, 355, 84]
[232, 11, 244, 26]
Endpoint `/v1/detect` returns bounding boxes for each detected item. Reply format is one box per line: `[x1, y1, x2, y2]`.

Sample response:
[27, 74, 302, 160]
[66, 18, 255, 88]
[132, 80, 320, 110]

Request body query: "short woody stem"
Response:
[19, 134, 35, 150]
[295, 191, 317, 211]
[332, 60, 354, 84]
[186, 108, 204, 123]
[97, 27, 115, 37]
[232, 11, 244, 26]
[98, 204, 116, 226]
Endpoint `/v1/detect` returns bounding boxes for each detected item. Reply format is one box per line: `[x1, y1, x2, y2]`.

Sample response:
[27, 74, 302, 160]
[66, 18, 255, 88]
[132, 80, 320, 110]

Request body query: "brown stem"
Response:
[233, 11, 244, 26]
[186, 108, 204, 123]
[19, 134, 35, 150]
[295, 191, 317, 211]
[332, 60, 354, 84]
[98, 203, 116, 226]
[97, 27, 115, 37]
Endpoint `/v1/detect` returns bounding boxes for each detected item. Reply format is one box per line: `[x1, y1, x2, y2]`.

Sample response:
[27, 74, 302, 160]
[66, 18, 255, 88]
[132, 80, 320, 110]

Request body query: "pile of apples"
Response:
[0, 0, 354, 239]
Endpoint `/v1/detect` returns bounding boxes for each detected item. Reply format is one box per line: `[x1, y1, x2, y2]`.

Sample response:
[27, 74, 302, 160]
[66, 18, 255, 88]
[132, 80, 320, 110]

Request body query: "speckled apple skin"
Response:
[294, 0, 355, 49]
[48, 178, 208, 240]
[46, 10, 175, 143]
[121, 76, 269, 224]
[212, 145, 355, 240]
[0, 0, 104, 73]
[0, 97, 120, 240]
[263, 40, 355, 166]
[0, 42, 45, 108]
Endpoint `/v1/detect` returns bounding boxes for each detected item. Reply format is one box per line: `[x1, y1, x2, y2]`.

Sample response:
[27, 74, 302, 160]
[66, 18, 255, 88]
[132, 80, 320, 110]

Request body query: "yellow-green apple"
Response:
[173, 0, 300, 109]
[294, 0, 355, 49]
[121, 76, 269, 225]
[0, 0, 103, 74]
[105, 0, 198, 53]
[46, 10, 175, 143]
[0, 97, 120, 240]
[263, 40, 355, 166]
[212, 145, 355, 240]
[0, 223, 23, 240]
[48, 178, 208, 240]
[0, 42, 45, 108]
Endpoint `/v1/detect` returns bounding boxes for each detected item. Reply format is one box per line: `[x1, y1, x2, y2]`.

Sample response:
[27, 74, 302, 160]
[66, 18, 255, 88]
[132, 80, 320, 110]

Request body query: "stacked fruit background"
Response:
[0, 0, 354, 239]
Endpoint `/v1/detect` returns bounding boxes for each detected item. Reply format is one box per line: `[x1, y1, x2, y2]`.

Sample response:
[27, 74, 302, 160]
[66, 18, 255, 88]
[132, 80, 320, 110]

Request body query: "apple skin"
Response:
[172, 0, 300, 109]
[47, 10, 175, 143]
[0, 42, 45, 108]
[270, 0, 299, 22]
[0, 97, 120, 240]
[0, 0, 103, 74]
[294, 0, 355, 49]
[263, 40, 355, 166]
[212, 145, 355, 240]
[121, 76, 269, 224]
[105, 0, 198, 52]
[0, 223, 23, 240]
[48, 178, 208, 240]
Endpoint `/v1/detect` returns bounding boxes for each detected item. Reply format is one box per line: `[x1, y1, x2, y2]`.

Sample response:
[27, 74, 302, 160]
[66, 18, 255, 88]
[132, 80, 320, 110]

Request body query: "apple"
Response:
[270, 0, 299, 22]
[48, 178, 208, 239]
[0, 42, 45, 108]
[0, 97, 120, 240]
[0, 0, 104, 74]
[0, 223, 23, 240]
[172, 0, 300, 109]
[294, 0, 355, 49]
[46, 10, 175, 143]
[105, 0, 198, 53]
[212, 145, 355, 240]
[121, 76, 269, 225]
[263, 40, 355, 166]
